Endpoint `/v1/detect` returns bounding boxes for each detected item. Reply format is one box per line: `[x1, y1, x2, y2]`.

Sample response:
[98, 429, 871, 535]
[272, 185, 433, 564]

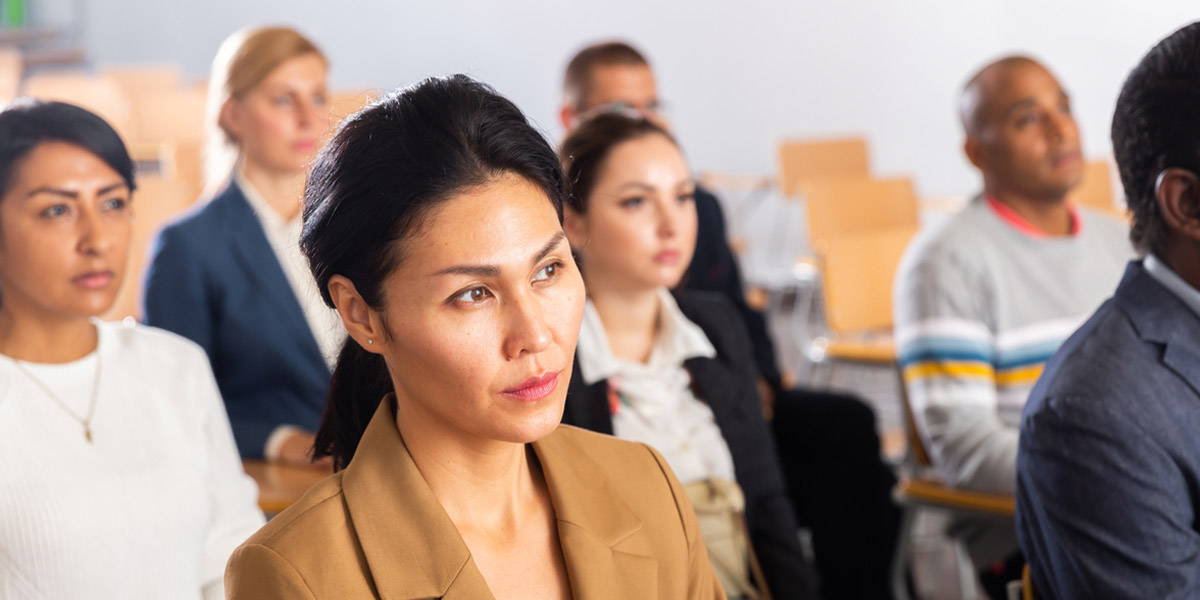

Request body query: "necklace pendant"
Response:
[85, 426, 92, 444]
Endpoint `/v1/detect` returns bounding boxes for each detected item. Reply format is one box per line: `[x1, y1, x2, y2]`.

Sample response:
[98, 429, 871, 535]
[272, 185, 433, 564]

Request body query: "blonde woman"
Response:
[144, 26, 342, 464]
[0, 100, 263, 599]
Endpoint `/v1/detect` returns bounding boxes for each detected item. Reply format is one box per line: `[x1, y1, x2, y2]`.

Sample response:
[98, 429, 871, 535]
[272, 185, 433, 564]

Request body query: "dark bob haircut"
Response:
[301, 74, 566, 470]
[0, 99, 136, 199]
[1112, 21, 1200, 256]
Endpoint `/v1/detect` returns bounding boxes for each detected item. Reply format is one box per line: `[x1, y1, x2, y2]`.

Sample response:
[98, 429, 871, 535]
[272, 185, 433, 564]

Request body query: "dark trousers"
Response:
[772, 389, 902, 600]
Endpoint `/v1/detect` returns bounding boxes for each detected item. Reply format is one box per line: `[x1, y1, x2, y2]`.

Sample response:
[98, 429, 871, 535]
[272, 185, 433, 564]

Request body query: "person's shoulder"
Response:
[901, 198, 995, 274]
[157, 184, 235, 238]
[671, 289, 735, 325]
[99, 320, 209, 367]
[239, 472, 349, 552]
[544, 425, 675, 486]
[1023, 300, 1144, 421]
[227, 473, 363, 593]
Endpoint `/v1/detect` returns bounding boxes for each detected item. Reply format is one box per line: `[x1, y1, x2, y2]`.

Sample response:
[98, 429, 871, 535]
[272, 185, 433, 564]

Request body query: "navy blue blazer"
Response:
[142, 183, 330, 459]
[1017, 260, 1200, 599]
[563, 290, 818, 600]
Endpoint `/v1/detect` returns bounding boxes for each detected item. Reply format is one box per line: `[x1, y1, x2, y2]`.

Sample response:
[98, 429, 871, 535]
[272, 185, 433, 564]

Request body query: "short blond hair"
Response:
[204, 26, 326, 195]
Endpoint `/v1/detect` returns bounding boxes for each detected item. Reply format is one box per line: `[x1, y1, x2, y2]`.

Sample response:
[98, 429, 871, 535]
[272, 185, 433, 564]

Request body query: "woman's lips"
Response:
[501, 371, 561, 401]
[293, 140, 317, 152]
[72, 270, 114, 290]
[654, 249, 681, 265]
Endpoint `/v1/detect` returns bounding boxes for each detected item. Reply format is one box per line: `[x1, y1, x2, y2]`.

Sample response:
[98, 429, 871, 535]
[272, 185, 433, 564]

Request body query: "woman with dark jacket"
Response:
[559, 114, 818, 600]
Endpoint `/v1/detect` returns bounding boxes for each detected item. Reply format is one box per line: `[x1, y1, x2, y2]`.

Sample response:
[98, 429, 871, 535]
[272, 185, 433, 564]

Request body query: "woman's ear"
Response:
[328, 275, 384, 355]
[563, 205, 588, 252]
[1156, 167, 1200, 243]
[218, 97, 243, 143]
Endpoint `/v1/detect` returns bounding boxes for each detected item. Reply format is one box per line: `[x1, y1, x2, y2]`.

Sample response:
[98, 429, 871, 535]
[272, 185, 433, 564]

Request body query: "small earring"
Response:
[367, 339, 373, 345]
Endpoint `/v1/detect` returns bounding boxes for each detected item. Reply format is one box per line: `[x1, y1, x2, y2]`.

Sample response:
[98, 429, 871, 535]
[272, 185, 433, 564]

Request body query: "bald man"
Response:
[892, 56, 1131, 592]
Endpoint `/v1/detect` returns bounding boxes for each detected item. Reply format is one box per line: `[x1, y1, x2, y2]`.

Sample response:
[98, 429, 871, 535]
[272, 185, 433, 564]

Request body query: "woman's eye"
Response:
[102, 197, 128, 211]
[620, 196, 645, 209]
[452, 286, 492, 304]
[1015, 113, 1038, 128]
[677, 192, 695, 204]
[533, 262, 561, 283]
[273, 95, 293, 107]
[312, 93, 328, 107]
[40, 204, 69, 218]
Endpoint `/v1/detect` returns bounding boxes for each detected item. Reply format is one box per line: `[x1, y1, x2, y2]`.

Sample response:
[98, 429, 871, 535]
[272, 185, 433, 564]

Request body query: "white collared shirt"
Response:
[1144, 254, 1200, 318]
[576, 287, 736, 484]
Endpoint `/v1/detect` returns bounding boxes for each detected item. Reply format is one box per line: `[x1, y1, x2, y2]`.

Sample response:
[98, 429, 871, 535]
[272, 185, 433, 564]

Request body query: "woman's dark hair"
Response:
[559, 114, 676, 214]
[301, 74, 566, 470]
[0, 99, 136, 199]
[1112, 21, 1200, 256]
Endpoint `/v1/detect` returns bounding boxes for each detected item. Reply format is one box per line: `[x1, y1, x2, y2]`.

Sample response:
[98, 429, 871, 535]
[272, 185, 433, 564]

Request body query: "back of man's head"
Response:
[562, 41, 650, 111]
[1113, 22, 1200, 256]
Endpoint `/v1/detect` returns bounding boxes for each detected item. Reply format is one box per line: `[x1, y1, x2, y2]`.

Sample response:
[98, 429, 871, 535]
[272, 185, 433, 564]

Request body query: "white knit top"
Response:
[0, 320, 265, 599]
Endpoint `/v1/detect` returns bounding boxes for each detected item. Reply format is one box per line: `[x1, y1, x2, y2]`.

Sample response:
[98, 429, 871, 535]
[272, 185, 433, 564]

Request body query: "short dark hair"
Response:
[1112, 21, 1200, 256]
[301, 74, 566, 470]
[559, 113, 675, 214]
[0, 99, 136, 199]
[562, 41, 650, 110]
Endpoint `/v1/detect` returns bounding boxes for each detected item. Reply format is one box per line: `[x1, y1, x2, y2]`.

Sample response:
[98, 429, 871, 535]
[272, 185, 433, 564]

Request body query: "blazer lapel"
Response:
[1118, 261, 1200, 398]
[342, 398, 494, 600]
[217, 185, 328, 374]
[534, 428, 659, 599]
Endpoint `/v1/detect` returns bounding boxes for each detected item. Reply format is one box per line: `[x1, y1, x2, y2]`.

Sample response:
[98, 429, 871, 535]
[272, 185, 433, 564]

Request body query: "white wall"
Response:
[75, 0, 1198, 198]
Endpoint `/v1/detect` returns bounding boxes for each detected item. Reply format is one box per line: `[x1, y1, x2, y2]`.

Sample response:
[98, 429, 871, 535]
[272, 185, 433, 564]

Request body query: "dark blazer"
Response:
[564, 289, 818, 600]
[684, 186, 782, 390]
[226, 397, 725, 599]
[142, 183, 329, 458]
[1017, 261, 1200, 599]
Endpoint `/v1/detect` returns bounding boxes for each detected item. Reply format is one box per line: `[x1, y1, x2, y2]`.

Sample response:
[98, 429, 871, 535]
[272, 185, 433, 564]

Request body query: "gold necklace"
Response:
[12, 352, 102, 443]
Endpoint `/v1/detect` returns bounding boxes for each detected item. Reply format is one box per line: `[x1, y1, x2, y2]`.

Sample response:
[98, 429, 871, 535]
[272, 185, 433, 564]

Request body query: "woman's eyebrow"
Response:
[432, 232, 565, 278]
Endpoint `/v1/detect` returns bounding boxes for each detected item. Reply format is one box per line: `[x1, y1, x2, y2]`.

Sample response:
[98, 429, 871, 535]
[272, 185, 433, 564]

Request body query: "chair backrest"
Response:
[127, 86, 207, 144]
[23, 72, 133, 138]
[102, 176, 199, 321]
[99, 63, 183, 96]
[127, 140, 204, 199]
[806, 176, 919, 253]
[328, 89, 378, 129]
[778, 136, 870, 197]
[1074, 159, 1122, 215]
[0, 49, 22, 105]
[819, 226, 917, 334]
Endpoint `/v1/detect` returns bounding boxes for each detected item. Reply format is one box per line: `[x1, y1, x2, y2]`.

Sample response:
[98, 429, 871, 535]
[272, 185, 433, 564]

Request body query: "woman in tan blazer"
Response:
[224, 75, 725, 600]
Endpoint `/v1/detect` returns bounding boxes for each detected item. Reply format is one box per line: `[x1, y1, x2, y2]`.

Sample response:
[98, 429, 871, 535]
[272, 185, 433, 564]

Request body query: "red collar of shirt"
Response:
[985, 195, 1081, 239]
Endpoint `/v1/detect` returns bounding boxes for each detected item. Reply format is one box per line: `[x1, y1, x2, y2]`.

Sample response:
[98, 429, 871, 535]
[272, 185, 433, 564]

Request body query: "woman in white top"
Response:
[0, 100, 264, 598]
[143, 26, 343, 465]
[558, 114, 817, 599]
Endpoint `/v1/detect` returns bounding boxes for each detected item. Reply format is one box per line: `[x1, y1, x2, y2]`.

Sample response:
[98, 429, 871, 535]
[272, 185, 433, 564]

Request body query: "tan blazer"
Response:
[225, 398, 725, 599]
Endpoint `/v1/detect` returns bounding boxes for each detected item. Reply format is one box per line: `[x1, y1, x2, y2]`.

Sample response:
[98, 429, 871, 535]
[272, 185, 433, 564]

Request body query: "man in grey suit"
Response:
[1016, 21, 1200, 599]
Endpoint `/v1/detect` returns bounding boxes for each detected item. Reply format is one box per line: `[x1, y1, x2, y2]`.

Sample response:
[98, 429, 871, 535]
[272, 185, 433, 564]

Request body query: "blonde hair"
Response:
[204, 26, 326, 196]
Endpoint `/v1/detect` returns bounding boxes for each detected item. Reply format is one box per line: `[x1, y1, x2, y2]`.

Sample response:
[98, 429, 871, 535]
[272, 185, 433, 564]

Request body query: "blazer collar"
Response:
[213, 184, 327, 374]
[1116, 260, 1200, 398]
[341, 398, 655, 599]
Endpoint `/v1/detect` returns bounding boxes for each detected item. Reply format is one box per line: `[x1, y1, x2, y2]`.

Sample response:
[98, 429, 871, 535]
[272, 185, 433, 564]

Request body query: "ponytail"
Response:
[313, 339, 394, 471]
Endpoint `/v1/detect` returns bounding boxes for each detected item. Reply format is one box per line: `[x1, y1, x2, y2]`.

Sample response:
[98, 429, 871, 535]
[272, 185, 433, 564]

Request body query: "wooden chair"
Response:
[127, 140, 204, 198]
[777, 136, 870, 197]
[1022, 564, 1035, 600]
[1074, 159, 1127, 218]
[99, 63, 183, 96]
[805, 176, 919, 254]
[242, 460, 331, 517]
[890, 369, 1016, 600]
[22, 72, 133, 138]
[126, 86, 207, 144]
[102, 177, 199, 322]
[0, 49, 21, 105]
[813, 227, 918, 370]
[328, 89, 378, 128]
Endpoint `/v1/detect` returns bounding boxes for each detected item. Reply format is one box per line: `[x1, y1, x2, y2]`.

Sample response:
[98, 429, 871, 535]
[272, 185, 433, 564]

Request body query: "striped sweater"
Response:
[893, 196, 1132, 494]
